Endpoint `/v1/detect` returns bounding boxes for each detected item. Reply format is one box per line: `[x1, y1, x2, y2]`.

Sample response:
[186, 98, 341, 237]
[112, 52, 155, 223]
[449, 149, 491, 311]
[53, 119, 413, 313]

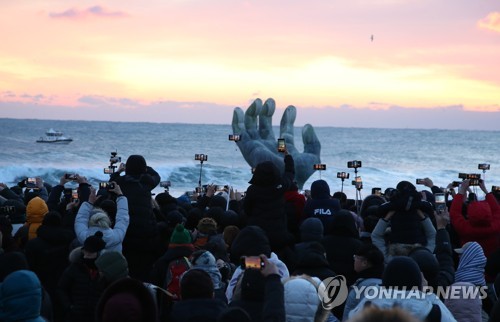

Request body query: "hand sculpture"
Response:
[231, 98, 321, 189]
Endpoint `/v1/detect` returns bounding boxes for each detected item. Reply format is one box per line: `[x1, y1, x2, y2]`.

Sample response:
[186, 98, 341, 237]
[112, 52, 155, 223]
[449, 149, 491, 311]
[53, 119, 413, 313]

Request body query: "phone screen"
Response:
[242, 256, 264, 270]
[72, 189, 78, 200]
[277, 139, 285, 152]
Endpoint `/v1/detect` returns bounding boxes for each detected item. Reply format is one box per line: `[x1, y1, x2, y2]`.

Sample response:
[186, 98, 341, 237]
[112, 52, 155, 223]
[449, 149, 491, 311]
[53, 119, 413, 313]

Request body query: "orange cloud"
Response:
[477, 12, 500, 33]
[49, 6, 127, 19]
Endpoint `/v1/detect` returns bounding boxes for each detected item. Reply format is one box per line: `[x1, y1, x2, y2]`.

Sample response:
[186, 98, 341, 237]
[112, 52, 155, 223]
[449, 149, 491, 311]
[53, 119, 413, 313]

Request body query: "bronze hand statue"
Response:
[232, 98, 321, 189]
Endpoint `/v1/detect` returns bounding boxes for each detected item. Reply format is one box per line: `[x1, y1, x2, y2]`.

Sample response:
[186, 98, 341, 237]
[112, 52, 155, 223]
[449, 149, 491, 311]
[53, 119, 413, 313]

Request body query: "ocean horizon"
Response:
[1, 117, 499, 200]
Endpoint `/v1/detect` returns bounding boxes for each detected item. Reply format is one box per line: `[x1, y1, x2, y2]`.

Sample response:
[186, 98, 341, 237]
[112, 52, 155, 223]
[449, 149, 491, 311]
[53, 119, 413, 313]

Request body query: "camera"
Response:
[229, 134, 241, 142]
[352, 176, 363, 189]
[337, 172, 349, 179]
[478, 163, 490, 171]
[435, 192, 446, 213]
[25, 177, 37, 189]
[372, 187, 382, 196]
[347, 160, 362, 169]
[416, 179, 425, 185]
[65, 173, 77, 180]
[240, 256, 265, 270]
[195, 154, 208, 162]
[160, 181, 171, 189]
[277, 138, 286, 152]
[109, 152, 121, 165]
[313, 164, 326, 171]
[99, 182, 115, 190]
[0, 206, 16, 215]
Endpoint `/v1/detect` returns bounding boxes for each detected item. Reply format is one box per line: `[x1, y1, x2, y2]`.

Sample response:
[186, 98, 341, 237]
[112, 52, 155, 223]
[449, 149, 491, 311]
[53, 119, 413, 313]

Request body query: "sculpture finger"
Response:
[279, 105, 297, 145]
[232, 107, 245, 135]
[244, 98, 263, 139]
[302, 124, 321, 157]
[258, 98, 276, 141]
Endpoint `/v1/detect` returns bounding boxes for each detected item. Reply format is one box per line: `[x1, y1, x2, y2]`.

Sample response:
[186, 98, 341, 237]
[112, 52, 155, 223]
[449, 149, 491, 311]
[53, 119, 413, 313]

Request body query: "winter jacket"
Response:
[74, 196, 129, 252]
[24, 223, 74, 299]
[342, 277, 382, 321]
[303, 180, 341, 231]
[444, 282, 482, 322]
[244, 155, 295, 251]
[56, 247, 104, 322]
[450, 193, 500, 257]
[0, 270, 46, 322]
[348, 288, 457, 322]
[284, 276, 325, 322]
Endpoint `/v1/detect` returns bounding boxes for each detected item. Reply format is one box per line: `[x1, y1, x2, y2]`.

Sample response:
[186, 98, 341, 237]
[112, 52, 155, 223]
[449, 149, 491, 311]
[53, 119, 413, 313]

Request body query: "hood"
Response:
[351, 293, 433, 321]
[310, 180, 331, 200]
[455, 241, 486, 286]
[300, 217, 324, 242]
[327, 210, 359, 238]
[248, 161, 280, 187]
[284, 276, 321, 322]
[468, 201, 492, 227]
[125, 155, 147, 175]
[230, 225, 271, 263]
[0, 270, 43, 322]
[26, 197, 48, 224]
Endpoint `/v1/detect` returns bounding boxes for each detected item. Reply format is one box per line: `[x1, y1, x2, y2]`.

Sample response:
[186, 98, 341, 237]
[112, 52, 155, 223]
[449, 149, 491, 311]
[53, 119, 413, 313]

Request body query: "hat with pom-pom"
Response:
[83, 231, 106, 253]
[169, 224, 192, 245]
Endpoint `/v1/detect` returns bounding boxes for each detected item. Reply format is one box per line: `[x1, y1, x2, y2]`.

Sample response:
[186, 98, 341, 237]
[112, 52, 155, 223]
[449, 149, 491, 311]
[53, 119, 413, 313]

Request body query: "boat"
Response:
[36, 128, 73, 144]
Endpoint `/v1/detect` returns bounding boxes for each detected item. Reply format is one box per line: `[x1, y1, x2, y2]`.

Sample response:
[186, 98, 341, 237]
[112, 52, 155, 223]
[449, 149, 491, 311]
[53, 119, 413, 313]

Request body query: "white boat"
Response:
[36, 128, 73, 144]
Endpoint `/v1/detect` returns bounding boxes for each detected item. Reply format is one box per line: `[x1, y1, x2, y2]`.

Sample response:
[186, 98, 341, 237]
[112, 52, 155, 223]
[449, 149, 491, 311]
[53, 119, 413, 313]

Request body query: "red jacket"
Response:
[450, 193, 500, 257]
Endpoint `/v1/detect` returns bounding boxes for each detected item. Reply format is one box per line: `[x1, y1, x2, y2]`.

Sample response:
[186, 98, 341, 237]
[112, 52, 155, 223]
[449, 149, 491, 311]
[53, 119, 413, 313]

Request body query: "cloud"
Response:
[478, 12, 500, 33]
[49, 6, 127, 19]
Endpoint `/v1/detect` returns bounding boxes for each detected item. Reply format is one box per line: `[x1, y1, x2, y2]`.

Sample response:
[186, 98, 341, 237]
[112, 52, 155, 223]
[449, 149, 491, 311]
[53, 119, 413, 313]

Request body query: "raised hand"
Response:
[232, 98, 321, 189]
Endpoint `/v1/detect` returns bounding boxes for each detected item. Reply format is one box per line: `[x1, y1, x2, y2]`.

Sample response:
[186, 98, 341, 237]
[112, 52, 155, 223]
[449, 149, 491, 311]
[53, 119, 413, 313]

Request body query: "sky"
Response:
[1, 0, 499, 130]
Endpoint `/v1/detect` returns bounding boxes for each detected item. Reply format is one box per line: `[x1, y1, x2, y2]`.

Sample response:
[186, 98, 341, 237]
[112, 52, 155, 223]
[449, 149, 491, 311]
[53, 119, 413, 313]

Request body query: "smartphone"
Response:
[26, 177, 37, 189]
[240, 256, 265, 270]
[372, 187, 382, 196]
[65, 173, 76, 180]
[313, 164, 326, 170]
[99, 182, 115, 190]
[451, 181, 461, 187]
[229, 134, 240, 141]
[435, 193, 446, 213]
[72, 189, 79, 202]
[416, 179, 425, 185]
[277, 138, 286, 152]
[478, 163, 490, 171]
[104, 167, 114, 174]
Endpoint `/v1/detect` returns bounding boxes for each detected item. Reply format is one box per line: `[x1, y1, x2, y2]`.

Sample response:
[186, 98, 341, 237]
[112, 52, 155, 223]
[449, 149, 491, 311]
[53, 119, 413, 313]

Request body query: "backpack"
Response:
[164, 257, 191, 301]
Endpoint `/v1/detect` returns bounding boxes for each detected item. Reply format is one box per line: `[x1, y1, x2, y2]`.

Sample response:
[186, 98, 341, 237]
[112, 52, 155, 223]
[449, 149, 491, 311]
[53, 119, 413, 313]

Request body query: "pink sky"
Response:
[1, 0, 499, 129]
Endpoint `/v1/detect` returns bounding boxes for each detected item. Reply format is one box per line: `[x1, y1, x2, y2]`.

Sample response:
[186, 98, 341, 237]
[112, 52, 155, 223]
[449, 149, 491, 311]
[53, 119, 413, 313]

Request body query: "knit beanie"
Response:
[83, 231, 106, 253]
[170, 224, 192, 245]
[248, 161, 281, 186]
[125, 155, 147, 176]
[95, 251, 129, 283]
[197, 217, 217, 234]
[300, 217, 324, 242]
[180, 269, 214, 299]
[382, 256, 422, 290]
[409, 247, 440, 286]
[26, 197, 48, 240]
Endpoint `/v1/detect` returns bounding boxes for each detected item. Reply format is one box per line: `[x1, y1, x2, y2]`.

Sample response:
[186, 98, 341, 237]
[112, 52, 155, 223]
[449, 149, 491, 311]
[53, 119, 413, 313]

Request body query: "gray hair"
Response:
[89, 208, 111, 228]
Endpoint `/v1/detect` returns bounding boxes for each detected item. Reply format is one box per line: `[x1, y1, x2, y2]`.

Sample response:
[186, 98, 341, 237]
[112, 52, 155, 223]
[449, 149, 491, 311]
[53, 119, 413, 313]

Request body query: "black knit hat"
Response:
[83, 231, 106, 253]
[230, 226, 271, 263]
[125, 155, 147, 175]
[382, 256, 422, 290]
[248, 161, 280, 186]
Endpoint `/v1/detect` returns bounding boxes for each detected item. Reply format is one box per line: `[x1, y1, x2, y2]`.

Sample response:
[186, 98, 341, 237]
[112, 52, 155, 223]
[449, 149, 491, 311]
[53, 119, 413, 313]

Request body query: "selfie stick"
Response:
[198, 159, 205, 190]
[354, 167, 362, 215]
[340, 177, 345, 193]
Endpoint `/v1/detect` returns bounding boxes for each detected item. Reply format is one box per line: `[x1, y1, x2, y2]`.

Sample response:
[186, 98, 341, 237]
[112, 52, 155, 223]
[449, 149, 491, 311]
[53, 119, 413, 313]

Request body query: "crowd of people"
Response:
[1, 152, 500, 322]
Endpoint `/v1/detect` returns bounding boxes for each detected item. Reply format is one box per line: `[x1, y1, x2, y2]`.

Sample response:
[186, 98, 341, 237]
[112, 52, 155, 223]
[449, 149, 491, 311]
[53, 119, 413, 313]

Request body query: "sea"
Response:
[1, 118, 499, 200]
